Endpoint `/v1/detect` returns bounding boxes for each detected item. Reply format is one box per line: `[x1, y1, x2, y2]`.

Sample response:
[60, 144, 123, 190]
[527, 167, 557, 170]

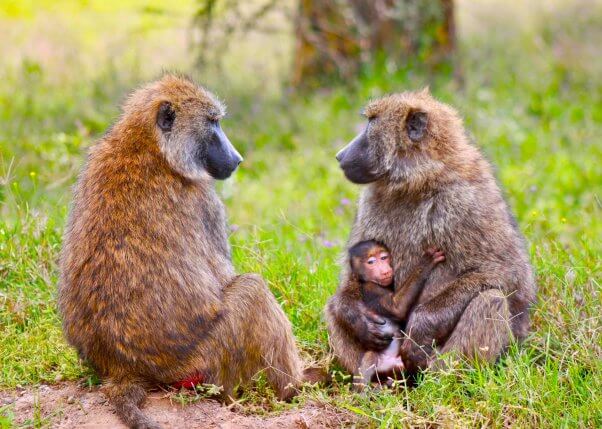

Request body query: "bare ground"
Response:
[0, 383, 362, 428]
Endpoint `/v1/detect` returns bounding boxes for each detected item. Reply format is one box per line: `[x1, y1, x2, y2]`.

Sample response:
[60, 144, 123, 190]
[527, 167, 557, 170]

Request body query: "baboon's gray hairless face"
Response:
[335, 122, 383, 184]
[156, 100, 243, 181]
[335, 110, 428, 184]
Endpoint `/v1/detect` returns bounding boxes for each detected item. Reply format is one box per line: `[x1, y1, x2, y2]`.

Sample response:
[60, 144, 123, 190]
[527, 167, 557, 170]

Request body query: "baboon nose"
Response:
[336, 151, 343, 162]
[232, 152, 243, 166]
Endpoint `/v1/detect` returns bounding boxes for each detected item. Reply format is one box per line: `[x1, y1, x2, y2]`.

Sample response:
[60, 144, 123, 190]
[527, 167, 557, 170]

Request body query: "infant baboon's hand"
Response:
[425, 247, 445, 266]
[360, 312, 394, 350]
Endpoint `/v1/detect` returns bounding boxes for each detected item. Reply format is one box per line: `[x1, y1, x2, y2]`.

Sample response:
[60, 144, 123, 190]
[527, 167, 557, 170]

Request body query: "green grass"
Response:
[1, 0, 601, 427]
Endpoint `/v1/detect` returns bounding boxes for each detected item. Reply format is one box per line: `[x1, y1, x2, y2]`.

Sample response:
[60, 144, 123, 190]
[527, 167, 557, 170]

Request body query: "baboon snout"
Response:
[336, 130, 382, 184]
[234, 153, 243, 165]
[205, 122, 243, 180]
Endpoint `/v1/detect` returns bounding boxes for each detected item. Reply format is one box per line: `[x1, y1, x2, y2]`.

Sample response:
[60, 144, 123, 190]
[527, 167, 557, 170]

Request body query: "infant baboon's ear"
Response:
[157, 101, 176, 132]
[406, 110, 428, 142]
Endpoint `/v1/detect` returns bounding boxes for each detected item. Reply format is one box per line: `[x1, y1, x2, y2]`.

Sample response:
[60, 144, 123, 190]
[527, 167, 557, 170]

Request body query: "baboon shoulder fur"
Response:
[326, 89, 536, 373]
[59, 74, 304, 428]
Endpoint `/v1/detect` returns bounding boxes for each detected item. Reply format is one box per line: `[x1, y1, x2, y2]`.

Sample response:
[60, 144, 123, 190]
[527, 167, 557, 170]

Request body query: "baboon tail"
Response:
[108, 379, 161, 429]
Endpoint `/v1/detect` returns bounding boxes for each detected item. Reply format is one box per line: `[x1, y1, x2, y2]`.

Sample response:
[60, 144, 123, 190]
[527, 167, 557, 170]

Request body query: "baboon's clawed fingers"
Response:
[432, 251, 445, 264]
[425, 247, 438, 255]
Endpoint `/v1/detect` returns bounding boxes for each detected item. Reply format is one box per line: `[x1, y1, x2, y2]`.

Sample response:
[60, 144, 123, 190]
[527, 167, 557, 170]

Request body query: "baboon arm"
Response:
[362, 268, 426, 321]
[387, 264, 431, 320]
[360, 283, 399, 319]
[332, 284, 369, 332]
[400, 271, 492, 371]
[330, 279, 393, 351]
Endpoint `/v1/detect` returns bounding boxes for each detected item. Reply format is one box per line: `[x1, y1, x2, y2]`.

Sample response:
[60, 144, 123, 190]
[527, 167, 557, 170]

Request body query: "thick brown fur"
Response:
[58, 74, 306, 429]
[326, 89, 536, 376]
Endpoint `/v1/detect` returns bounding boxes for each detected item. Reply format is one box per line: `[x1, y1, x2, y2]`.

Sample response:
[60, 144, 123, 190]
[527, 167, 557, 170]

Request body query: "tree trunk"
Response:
[292, 0, 361, 87]
[292, 0, 455, 87]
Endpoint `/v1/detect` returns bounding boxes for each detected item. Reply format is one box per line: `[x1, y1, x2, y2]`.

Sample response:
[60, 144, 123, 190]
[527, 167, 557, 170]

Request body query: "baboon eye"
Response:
[406, 111, 428, 142]
[157, 101, 176, 132]
[367, 258, 376, 265]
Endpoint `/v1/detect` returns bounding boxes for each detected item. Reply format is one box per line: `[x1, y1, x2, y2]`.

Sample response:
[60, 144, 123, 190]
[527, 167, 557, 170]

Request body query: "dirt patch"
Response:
[0, 383, 361, 428]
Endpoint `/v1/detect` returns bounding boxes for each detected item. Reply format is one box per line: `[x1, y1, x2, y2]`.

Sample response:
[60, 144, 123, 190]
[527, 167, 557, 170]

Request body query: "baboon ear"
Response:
[157, 101, 176, 132]
[406, 110, 428, 142]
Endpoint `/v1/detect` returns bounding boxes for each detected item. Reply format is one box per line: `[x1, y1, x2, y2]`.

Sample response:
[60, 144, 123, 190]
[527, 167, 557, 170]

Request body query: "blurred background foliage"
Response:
[192, 0, 455, 87]
[0, 0, 601, 426]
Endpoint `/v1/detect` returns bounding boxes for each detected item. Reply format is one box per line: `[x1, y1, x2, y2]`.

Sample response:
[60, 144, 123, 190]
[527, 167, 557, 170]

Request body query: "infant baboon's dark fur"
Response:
[326, 88, 536, 374]
[59, 74, 306, 429]
[349, 241, 444, 388]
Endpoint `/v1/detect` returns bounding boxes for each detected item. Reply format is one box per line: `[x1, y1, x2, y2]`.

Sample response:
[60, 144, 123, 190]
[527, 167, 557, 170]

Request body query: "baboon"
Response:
[348, 241, 445, 388]
[59, 74, 307, 429]
[326, 89, 536, 376]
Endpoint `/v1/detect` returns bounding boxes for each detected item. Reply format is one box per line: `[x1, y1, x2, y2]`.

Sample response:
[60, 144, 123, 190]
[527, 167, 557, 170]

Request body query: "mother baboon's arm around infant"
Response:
[58, 75, 307, 429]
[326, 89, 536, 375]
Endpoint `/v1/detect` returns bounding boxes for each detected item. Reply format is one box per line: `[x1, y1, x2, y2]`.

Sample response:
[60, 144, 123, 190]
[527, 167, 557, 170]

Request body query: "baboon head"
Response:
[125, 73, 243, 181]
[336, 89, 465, 186]
[348, 240, 393, 287]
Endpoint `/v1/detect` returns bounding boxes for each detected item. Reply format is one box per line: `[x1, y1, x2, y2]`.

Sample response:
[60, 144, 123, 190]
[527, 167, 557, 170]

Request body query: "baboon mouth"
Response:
[379, 276, 393, 285]
[340, 165, 383, 184]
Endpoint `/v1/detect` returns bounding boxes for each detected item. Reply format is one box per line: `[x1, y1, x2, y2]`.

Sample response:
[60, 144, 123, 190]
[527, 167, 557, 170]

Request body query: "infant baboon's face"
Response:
[361, 246, 394, 287]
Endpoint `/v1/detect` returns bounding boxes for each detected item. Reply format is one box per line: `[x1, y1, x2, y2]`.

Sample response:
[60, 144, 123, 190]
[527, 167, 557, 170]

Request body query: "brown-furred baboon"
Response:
[326, 89, 536, 376]
[348, 241, 445, 388]
[58, 74, 307, 429]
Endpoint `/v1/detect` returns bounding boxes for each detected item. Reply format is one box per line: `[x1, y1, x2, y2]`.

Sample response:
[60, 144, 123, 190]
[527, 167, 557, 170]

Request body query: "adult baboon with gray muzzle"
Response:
[59, 74, 312, 429]
[325, 89, 536, 376]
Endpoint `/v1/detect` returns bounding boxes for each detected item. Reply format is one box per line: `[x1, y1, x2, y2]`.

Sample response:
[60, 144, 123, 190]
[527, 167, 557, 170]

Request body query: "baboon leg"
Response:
[353, 351, 377, 391]
[324, 310, 365, 375]
[264, 338, 304, 401]
[437, 289, 513, 364]
[219, 273, 304, 401]
[107, 378, 161, 429]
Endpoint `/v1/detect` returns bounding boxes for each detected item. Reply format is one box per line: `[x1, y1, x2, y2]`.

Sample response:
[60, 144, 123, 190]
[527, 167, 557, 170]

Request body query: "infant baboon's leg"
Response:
[220, 273, 304, 401]
[436, 289, 512, 365]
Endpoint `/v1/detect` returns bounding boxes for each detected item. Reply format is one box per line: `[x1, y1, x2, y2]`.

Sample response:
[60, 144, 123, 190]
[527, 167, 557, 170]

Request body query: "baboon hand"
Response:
[357, 312, 394, 350]
[424, 247, 446, 266]
[399, 338, 432, 373]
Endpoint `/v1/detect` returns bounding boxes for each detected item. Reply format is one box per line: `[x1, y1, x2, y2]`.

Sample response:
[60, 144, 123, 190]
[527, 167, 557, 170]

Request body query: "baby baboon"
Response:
[348, 240, 445, 388]
[59, 74, 307, 429]
[326, 89, 536, 375]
